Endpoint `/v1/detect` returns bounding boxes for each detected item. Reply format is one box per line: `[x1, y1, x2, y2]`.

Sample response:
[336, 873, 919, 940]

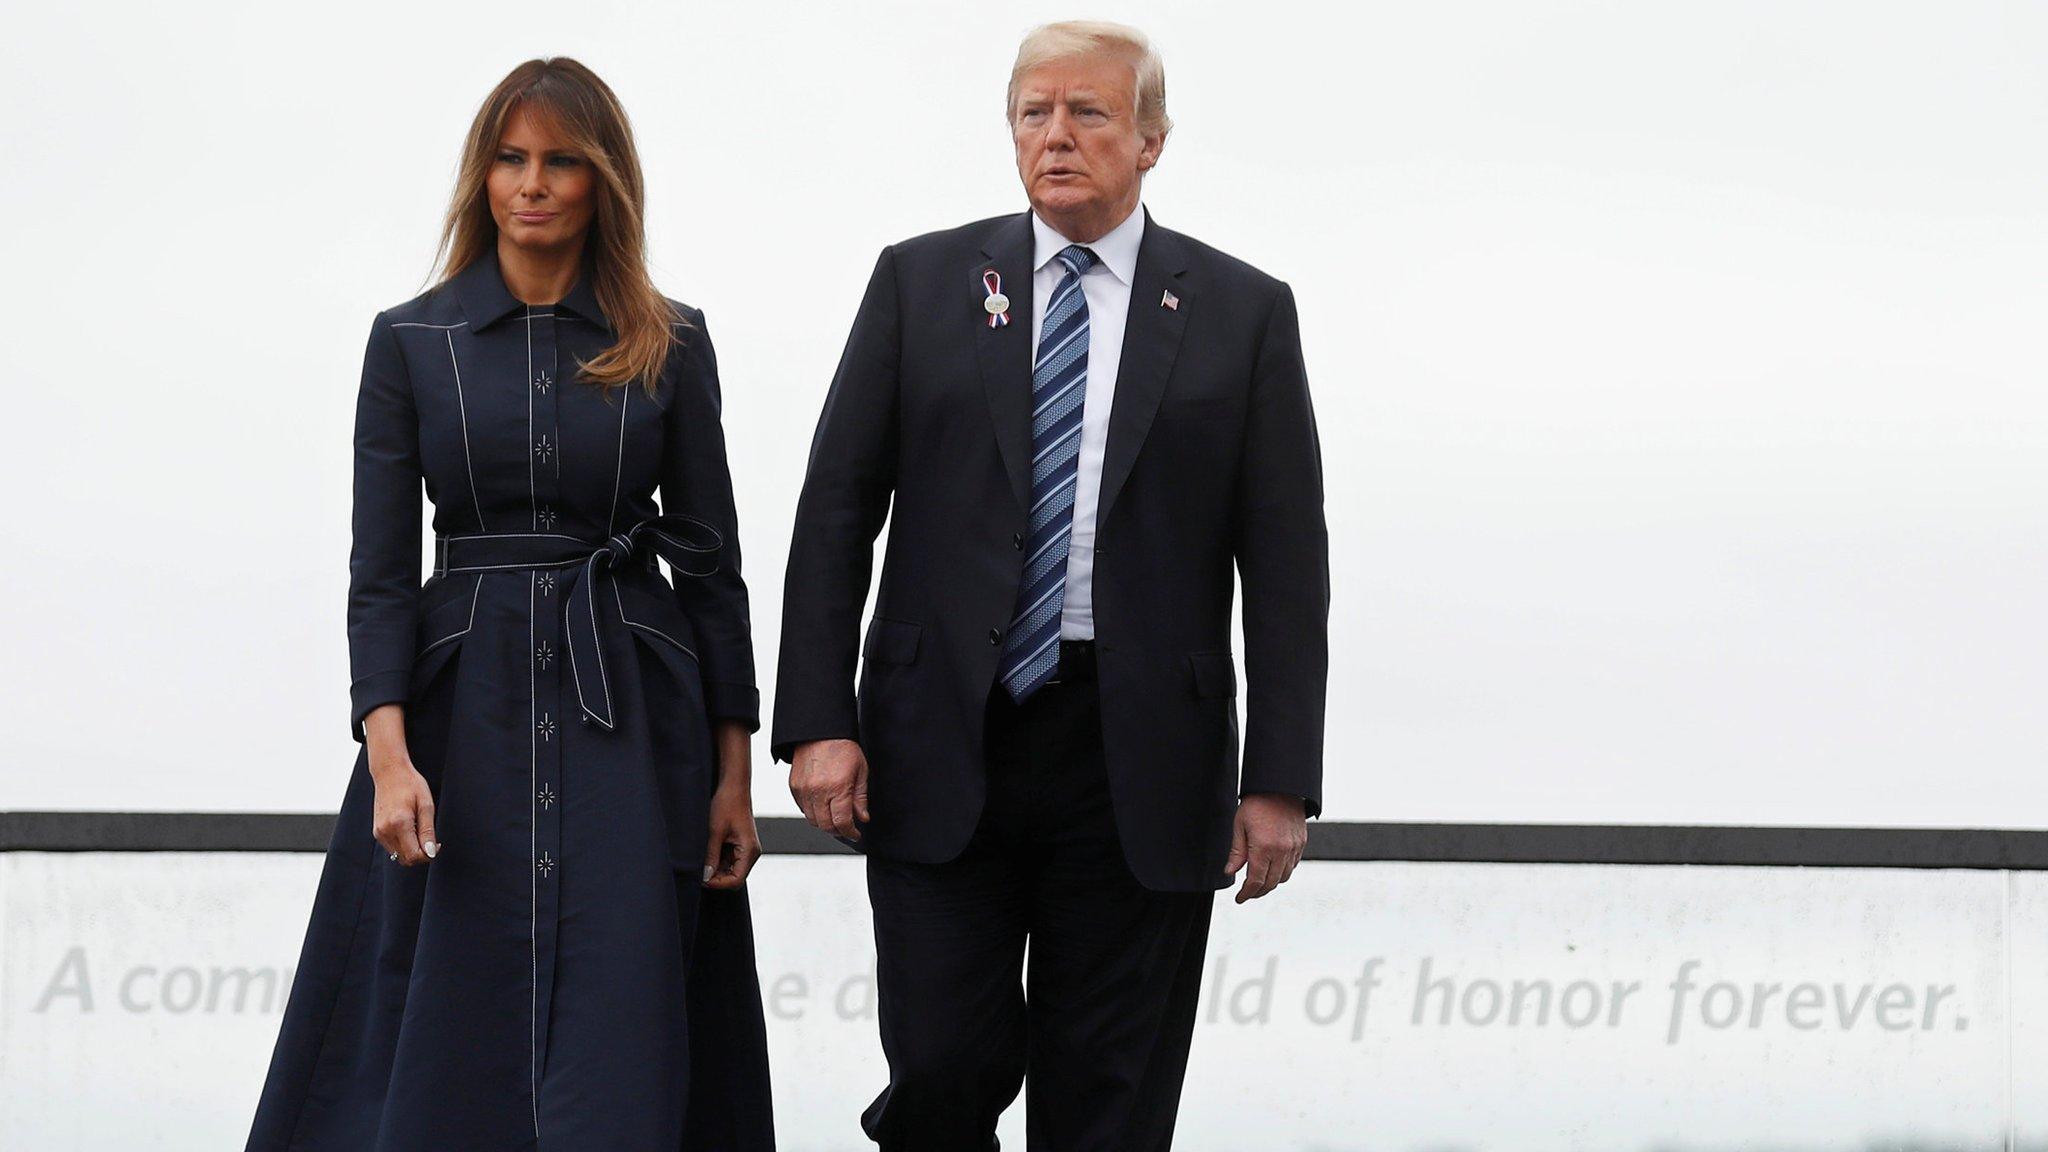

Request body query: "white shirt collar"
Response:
[1031, 203, 1145, 286]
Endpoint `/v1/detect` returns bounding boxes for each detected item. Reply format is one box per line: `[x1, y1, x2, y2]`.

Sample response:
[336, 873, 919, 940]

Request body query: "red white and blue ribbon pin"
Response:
[982, 270, 1011, 328]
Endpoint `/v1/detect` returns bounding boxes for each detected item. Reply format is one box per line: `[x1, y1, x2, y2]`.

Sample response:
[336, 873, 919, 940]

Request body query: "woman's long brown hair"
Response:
[435, 58, 676, 398]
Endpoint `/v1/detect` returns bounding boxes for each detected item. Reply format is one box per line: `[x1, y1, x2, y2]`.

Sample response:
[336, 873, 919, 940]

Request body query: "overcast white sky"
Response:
[1, 0, 2042, 825]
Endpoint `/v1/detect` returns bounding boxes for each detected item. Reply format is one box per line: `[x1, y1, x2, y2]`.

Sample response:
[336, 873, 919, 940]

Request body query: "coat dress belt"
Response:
[429, 515, 723, 731]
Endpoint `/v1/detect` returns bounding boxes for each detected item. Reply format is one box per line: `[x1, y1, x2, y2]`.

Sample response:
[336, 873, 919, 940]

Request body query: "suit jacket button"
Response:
[1011, 532, 1023, 550]
[988, 628, 1002, 645]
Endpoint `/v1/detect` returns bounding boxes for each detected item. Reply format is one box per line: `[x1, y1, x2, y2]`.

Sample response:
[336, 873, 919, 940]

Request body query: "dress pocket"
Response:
[612, 578, 700, 660]
[411, 574, 480, 697]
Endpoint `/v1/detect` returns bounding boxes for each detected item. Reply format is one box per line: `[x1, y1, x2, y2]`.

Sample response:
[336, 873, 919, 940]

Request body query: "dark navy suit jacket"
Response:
[772, 209, 1329, 892]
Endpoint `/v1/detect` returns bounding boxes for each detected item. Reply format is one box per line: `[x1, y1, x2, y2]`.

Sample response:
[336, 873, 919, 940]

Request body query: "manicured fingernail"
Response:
[424, 842, 439, 858]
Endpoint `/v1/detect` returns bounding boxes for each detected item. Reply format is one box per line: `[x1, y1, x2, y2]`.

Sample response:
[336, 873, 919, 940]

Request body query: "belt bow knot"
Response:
[432, 514, 725, 731]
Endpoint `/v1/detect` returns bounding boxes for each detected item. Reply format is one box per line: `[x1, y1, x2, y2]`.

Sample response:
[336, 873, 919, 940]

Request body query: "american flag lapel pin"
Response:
[1161, 288, 1180, 311]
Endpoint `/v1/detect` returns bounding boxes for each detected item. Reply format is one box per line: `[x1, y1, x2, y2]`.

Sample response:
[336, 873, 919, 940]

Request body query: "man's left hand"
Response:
[1225, 793, 1307, 904]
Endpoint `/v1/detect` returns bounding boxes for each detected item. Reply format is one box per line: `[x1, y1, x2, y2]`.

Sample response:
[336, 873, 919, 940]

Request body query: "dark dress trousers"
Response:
[246, 252, 775, 1152]
[772, 209, 1329, 1149]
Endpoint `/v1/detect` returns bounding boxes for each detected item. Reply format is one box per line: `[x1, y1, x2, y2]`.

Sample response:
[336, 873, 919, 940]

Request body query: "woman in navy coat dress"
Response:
[245, 58, 775, 1151]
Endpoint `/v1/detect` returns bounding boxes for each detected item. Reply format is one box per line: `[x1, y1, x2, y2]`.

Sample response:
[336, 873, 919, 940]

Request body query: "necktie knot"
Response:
[1056, 244, 1098, 279]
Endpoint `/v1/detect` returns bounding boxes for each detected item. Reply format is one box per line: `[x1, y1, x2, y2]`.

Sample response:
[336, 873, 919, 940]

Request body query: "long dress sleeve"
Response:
[661, 307, 761, 732]
[345, 311, 425, 742]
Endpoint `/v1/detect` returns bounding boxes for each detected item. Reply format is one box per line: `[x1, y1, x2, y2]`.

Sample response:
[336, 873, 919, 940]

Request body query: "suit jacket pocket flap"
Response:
[864, 617, 923, 666]
[1187, 650, 1237, 699]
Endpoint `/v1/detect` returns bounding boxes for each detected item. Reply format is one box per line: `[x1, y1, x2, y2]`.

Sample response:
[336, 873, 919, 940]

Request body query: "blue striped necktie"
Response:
[998, 243, 1097, 703]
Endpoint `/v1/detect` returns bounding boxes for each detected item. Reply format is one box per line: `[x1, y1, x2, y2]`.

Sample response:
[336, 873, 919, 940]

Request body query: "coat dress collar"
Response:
[453, 246, 612, 334]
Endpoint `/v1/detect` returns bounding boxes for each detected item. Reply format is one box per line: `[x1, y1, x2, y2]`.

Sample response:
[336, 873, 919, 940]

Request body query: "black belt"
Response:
[430, 515, 723, 730]
[1049, 639, 1096, 684]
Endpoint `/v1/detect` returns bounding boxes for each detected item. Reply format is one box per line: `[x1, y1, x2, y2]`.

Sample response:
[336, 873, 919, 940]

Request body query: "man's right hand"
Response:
[789, 738, 872, 841]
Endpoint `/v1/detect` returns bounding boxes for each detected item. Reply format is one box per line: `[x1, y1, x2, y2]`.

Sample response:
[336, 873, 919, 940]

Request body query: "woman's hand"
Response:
[365, 703, 439, 866]
[703, 719, 761, 888]
[704, 780, 762, 889]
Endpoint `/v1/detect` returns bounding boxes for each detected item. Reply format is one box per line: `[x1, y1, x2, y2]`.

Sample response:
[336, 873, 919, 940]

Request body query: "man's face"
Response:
[1011, 53, 1164, 241]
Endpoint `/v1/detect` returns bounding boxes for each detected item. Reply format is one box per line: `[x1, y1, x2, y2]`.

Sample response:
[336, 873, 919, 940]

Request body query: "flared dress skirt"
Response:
[244, 269, 774, 1152]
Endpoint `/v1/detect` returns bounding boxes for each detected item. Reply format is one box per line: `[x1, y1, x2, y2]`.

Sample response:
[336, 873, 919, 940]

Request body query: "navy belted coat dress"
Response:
[246, 252, 775, 1152]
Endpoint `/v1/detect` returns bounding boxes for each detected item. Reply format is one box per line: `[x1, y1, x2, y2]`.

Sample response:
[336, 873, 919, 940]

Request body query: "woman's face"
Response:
[487, 106, 597, 255]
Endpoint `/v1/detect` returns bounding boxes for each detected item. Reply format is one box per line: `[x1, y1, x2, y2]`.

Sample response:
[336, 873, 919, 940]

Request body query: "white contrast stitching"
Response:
[527, 571, 540, 1140]
[621, 621, 698, 660]
[608, 387, 627, 534]
[563, 590, 612, 729]
[415, 575, 482, 654]
[610, 579, 700, 660]
[445, 331, 487, 532]
[586, 568, 613, 721]
[526, 306, 537, 531]
[438, 561, 584, 573]
[440, 532, 587, 542]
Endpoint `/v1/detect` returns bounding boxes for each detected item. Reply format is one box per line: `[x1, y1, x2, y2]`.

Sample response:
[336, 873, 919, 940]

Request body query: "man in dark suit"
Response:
[774, 19, 1328, 1151]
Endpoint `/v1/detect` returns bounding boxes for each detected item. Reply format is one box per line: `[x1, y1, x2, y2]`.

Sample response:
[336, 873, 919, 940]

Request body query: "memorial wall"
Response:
[4, 852, 2041, 1150]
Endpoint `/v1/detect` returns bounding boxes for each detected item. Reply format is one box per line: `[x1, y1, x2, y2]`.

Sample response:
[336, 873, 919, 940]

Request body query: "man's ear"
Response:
[1138, 131, 1167, 173]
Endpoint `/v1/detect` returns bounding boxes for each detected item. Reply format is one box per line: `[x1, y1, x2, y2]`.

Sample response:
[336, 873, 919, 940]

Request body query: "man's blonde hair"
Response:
[1006, 20, 1171, 138]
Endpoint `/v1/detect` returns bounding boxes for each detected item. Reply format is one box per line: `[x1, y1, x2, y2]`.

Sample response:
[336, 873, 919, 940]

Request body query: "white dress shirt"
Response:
[1029, 204, 1145, 641]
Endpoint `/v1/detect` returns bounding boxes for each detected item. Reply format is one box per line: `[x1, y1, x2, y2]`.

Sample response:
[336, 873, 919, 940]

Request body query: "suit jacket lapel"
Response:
[1097, 211, 1191, 530]
[975, 213, 1038, 513]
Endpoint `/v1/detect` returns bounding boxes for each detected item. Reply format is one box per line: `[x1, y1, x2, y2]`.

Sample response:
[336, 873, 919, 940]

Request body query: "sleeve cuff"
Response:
[702, 680, 762, 734]
[349, 670, 412, 743]
[1240, 785, 1322, 820]
[768, 731, 860, 765]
